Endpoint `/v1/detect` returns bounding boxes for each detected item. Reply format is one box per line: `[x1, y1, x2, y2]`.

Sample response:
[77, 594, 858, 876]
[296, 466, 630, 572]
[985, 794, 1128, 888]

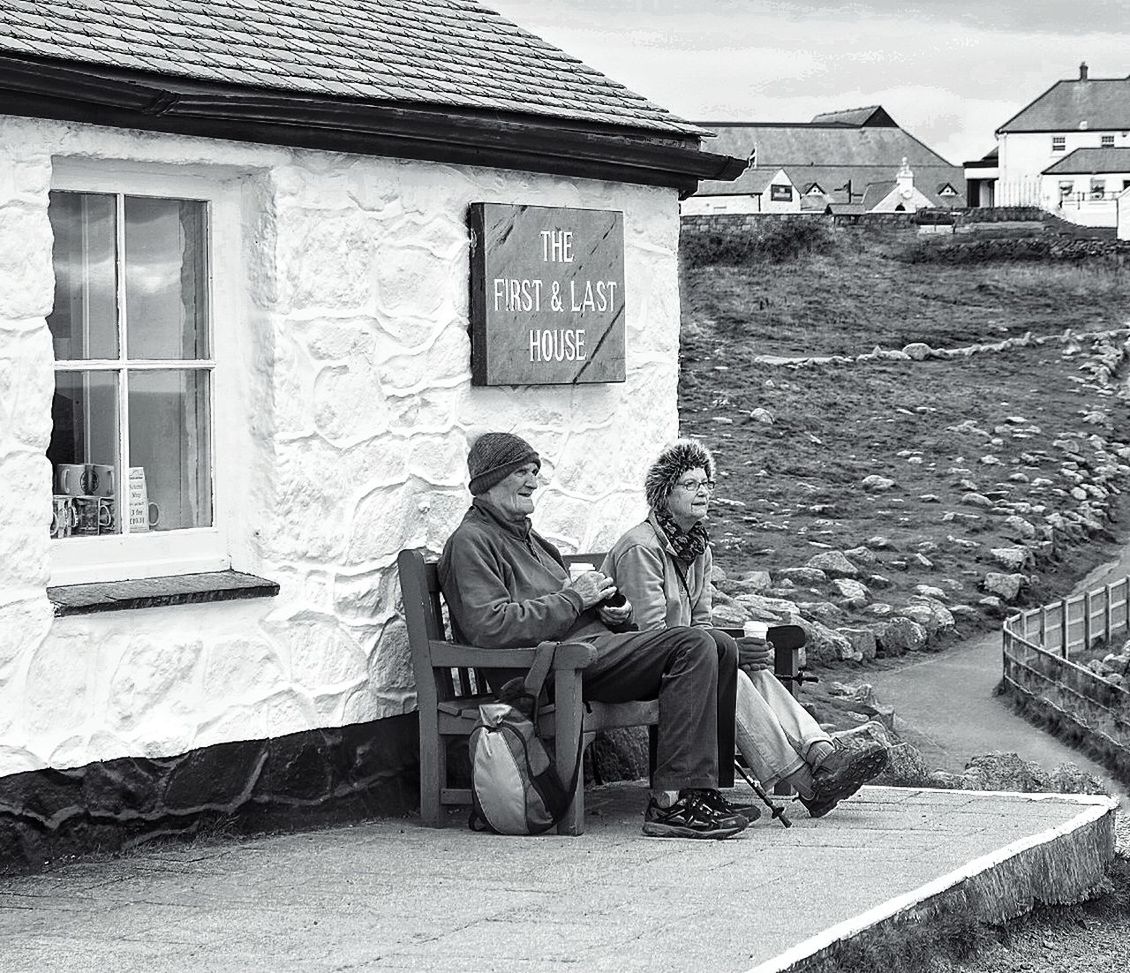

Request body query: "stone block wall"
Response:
[0, 116, 681, 798]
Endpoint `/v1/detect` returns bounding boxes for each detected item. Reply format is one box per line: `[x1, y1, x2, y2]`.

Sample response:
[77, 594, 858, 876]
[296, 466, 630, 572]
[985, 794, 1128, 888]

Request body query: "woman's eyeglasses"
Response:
[676, 479, 716, 494]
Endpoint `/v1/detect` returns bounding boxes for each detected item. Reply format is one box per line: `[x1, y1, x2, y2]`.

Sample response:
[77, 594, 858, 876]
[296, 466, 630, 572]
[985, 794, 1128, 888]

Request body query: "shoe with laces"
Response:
[798, 795, 839, 819]
[809, 740, 889, 805]
[642, 789, 749, 839]
[701, 789, 762, 825]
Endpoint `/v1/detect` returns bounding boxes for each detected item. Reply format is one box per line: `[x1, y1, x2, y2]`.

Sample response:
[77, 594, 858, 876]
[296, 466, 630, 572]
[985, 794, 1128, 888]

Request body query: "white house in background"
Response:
[967, 63, 1130, 222]
[681, 167, 799, 214]
[1044, 148, 1130, 226]
[1119, 186, 1130, 240]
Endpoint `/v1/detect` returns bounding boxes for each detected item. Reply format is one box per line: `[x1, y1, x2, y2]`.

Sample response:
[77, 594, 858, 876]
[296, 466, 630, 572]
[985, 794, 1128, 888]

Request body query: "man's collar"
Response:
[472, 497, 532, 538]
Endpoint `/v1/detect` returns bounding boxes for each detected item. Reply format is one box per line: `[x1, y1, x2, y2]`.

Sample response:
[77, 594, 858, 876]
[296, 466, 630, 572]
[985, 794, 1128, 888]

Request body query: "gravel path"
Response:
[955, 815, 1130, 973]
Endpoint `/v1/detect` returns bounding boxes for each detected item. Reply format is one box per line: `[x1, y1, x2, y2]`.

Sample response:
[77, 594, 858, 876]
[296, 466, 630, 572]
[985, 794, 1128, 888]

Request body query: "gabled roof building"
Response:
[684, 105, 965, 215]
[964, 63, 1130, 223]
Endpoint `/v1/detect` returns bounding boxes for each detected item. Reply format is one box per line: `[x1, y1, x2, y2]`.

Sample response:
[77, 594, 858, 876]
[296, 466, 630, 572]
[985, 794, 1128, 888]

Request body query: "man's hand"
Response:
[598, 598, 632, 626]
[568, 570, 617, 609]
[737, 636, 774, 672]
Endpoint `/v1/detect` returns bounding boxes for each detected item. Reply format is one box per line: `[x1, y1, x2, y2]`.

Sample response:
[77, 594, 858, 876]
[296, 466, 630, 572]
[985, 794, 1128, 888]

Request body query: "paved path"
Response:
[0, 784, 1114, 973]
[862, 545, 1130, 808]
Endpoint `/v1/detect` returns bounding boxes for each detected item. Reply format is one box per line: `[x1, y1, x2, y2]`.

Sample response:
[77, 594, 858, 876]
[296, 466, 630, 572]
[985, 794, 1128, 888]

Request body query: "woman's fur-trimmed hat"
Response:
[645, 439, 715, 511]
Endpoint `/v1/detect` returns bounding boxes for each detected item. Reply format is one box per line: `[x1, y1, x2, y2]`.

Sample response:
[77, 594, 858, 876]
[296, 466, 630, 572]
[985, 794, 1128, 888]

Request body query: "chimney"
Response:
[1080, 61, 1089, 80]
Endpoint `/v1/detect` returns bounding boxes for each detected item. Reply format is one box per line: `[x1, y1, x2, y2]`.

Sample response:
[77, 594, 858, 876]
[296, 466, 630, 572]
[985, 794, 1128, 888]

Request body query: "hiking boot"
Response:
[798, 795, 839, 819]
[809, 740, 889, 805]
[702, 789, 762, 825]
[642, 789, 749, 839]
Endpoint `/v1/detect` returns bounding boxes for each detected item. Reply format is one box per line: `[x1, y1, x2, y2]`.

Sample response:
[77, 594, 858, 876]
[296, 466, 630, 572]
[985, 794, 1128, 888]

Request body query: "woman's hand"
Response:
[598, 598, 633, 626]
[737, 636, 774, 672]
[568, 570, 617, 609]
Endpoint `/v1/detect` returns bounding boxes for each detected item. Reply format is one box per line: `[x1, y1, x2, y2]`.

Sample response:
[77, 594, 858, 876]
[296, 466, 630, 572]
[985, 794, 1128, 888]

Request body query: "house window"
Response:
[805, 183, 824, 196]
[1101, 134, 1115, 147]
[46, 165, 243, 585]
[1051, 136, 1066, 152]
[1090, 178, 1106, 199]
[938, 185, 956, 197]
[1059, 180, 1075, 198]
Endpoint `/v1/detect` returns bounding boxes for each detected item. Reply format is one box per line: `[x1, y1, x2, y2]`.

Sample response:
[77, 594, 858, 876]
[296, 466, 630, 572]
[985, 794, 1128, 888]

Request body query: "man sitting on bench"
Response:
[439, 432, 754, 840]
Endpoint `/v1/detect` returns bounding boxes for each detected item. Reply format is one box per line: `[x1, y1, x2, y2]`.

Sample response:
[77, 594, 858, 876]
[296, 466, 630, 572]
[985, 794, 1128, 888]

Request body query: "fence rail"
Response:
[1001, 576, 1130, 781]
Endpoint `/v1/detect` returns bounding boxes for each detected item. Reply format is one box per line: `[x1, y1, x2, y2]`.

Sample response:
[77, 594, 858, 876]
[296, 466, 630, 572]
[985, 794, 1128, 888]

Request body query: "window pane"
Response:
[47, 192, 119, 361]
[48, 371, 121, 538]
[125, 197, 208, 360]
[128, 370, 212, 531]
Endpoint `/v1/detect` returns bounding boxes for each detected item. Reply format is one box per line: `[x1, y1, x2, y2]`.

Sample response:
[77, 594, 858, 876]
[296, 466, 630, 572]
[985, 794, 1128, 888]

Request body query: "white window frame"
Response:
[1051, 136, 1066, 152]
[1101, 134, 1115, 147]
[48, 160, 247, 586]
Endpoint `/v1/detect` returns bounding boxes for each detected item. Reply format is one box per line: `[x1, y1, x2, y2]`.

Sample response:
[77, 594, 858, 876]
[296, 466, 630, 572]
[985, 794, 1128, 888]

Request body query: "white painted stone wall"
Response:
[1119, 188, 1130, 241]
[0, 115, 682, 779]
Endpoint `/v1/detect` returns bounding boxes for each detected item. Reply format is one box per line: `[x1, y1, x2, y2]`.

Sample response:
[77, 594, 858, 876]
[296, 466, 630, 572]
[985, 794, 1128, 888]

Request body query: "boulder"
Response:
[838, 721, 931, 786]
[913, 584, 948, 601]
[866, 574, 893, 589]
[861, 474, 896, 492]
[843, 545, 878, 566]
[805, 550, 860, 578]
[958, 752, 1051, 792]
[874, 617, 928, 655]
[981, 572, 1026, 602]
[1004, 515, 1037, 539]
[777, 566, 828, 586]
[902, 342, 931, 360]
[903, 597, 955, 636]
[710, 601, 749, 627]
[990, 546, 1032, 571]
[838, 627, 877, 661]
[793, 617, 856, 665]
[1047, 763, 1109, 796]
[732, 592, 800, 621]
[796, 601, 846, 627]
[960, 492, 994, 508]
[831, 578, 870, 607]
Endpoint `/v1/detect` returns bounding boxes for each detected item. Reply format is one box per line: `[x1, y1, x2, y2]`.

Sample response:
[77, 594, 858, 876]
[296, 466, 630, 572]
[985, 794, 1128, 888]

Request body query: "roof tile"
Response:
[0, 0, 698, 135]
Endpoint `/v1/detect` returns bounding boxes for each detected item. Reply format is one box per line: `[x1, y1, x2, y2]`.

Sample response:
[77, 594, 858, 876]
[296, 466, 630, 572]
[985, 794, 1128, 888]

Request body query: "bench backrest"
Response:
[398, 549, 608, 704]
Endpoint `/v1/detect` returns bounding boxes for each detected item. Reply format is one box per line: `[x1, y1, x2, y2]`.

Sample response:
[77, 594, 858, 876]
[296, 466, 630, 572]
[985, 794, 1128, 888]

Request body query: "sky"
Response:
[486, 0, 1130, 165]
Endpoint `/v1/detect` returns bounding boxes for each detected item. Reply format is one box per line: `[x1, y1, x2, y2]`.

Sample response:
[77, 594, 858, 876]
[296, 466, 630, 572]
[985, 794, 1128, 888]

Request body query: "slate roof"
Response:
[999, 77, 1130, 133]
[0, 0, 701, 136]
[810, 106, 895, 128]
[693, 120, 960, 198]
[1043, 147, 1130, 175]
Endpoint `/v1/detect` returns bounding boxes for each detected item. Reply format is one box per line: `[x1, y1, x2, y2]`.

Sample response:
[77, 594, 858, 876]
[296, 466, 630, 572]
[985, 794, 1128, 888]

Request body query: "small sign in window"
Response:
[770, 184, 793, 202]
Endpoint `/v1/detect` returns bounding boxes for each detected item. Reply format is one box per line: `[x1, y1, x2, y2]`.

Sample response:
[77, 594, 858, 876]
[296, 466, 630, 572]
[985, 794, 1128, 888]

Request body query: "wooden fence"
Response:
[1001, 577, 1130, 780]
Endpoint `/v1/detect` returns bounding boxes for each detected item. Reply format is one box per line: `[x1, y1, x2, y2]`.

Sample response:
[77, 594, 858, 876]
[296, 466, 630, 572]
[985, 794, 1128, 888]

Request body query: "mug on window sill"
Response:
[50, 496, 77, 539]
[55, 464, 86, 496]
[84, 463, 116, 498]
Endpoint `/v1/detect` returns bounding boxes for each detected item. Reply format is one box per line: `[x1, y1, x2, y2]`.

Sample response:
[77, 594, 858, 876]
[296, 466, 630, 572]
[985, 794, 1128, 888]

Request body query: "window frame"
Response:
[1101, 134, 1115, 148]
[48, 161, 245, 586]
[1051, 136, 1066, 152]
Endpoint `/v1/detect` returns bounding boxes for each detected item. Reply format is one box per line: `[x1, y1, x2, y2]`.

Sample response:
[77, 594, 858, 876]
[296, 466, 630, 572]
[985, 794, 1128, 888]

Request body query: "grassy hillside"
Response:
[679, 222, 1130, 648]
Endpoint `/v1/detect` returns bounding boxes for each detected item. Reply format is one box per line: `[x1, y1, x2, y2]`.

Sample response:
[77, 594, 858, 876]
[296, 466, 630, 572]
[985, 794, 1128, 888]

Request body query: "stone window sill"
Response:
[48, 570, 280, 617]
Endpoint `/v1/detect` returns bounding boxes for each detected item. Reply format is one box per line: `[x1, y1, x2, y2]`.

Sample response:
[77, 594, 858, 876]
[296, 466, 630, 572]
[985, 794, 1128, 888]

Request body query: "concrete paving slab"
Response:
[0, 783, 1116, 973]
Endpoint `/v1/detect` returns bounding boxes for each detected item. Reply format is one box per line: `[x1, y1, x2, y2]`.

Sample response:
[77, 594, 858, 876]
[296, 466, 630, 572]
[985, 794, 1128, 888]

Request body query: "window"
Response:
[1059, 180, 1075, 198]
[805, 183, 824, 196]
[1090, 178, 1106, 199]
[46, 164, 243, 585]
[1101, 134, 1115, 147]
[1052, 136, 1066, 152]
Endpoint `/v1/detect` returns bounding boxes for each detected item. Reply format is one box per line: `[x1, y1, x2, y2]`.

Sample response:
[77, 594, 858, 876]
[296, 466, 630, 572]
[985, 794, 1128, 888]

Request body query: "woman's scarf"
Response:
[653, 506, 709, 563]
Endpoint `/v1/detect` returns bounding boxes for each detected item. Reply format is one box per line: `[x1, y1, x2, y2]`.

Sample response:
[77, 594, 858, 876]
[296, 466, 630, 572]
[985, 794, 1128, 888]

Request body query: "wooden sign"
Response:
[469, 203, 626, 385]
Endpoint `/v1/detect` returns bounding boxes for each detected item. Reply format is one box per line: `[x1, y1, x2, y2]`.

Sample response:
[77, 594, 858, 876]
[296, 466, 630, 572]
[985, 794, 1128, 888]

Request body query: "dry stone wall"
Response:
[0, 115, 680, 782]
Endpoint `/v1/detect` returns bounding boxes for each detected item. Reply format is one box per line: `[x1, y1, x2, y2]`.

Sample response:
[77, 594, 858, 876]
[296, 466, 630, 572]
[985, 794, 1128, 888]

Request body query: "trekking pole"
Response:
[734, 760, 791, 828]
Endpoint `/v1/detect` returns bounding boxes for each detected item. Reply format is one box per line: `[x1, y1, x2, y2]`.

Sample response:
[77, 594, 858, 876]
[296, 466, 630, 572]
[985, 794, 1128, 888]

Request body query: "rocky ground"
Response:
[681, 226, 1130, 667]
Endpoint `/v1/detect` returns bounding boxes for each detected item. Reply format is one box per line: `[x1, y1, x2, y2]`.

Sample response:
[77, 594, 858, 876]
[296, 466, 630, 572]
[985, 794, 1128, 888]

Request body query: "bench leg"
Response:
[554, 667, 585, 836]
[418, 717, 444, 828]
[772, 644, 802, 798]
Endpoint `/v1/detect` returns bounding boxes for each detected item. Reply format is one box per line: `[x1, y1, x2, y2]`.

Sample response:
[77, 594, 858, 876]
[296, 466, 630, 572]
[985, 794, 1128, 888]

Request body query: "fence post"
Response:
[1062, 596, 1071, 658]
[1039, 605, 1047, 647]
[1105, 583, 1114, 643]
[1083, 591, 1093, 650]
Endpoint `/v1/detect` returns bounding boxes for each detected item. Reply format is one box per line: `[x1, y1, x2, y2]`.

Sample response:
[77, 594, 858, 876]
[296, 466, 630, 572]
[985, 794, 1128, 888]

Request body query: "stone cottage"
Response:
[0, 0, 742, 868]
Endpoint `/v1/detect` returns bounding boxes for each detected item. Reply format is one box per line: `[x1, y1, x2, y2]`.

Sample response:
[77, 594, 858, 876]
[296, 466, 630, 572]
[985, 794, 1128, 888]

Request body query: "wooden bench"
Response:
[397, 548, 802, 835]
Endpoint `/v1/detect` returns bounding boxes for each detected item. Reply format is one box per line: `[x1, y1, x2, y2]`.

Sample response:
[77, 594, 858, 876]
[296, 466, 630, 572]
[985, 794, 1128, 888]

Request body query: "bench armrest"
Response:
[428, 639, 596, 670]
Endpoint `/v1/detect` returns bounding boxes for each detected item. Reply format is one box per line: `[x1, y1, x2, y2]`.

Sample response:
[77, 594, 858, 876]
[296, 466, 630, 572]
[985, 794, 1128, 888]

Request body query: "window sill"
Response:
[48, 570, 280, 617]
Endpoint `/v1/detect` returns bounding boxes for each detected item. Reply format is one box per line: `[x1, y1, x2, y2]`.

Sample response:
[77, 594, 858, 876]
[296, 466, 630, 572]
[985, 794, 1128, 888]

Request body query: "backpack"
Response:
[468, 641, 584, 836]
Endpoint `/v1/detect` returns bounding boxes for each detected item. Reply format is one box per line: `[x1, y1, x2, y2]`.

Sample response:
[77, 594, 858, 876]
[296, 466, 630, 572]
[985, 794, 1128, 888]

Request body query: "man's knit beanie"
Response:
[645, 439, 715, 511]
[467, 432, 541, 495]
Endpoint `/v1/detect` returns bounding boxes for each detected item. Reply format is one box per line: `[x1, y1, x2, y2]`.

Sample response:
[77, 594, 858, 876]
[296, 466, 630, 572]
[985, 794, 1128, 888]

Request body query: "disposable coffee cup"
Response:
[569, 562, 596, 581]
[742, 620, 769, 640]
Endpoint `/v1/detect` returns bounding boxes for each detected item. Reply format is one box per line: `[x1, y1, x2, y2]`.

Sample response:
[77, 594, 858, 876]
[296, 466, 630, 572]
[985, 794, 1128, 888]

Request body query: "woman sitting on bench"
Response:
[603, 440, 889, 819]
